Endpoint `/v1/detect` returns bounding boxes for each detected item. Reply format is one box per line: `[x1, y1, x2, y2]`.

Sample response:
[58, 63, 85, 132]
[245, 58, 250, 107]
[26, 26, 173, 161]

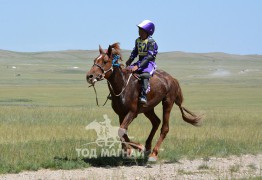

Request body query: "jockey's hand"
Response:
[125, 58, 132, 67]
[131, 65, 139, 72]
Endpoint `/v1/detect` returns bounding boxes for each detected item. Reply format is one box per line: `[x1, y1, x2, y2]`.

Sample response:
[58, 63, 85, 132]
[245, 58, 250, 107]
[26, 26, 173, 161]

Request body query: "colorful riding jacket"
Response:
[129, 37, 158, 69]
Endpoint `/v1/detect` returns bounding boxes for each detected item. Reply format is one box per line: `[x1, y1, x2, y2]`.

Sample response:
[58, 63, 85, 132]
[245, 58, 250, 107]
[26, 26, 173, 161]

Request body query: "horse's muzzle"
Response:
[86, 74, 95, 84]
[86, 74, 103, 84]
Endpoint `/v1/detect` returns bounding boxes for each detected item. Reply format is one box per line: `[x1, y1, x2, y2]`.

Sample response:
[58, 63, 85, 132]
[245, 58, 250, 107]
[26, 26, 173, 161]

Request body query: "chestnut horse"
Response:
[86, 43, 201, 161]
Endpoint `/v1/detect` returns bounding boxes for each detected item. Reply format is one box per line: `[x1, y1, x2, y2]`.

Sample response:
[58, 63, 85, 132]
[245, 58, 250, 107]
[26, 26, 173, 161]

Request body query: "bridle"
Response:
[92, 54, 114, 81]
[89, 54, 132, 106]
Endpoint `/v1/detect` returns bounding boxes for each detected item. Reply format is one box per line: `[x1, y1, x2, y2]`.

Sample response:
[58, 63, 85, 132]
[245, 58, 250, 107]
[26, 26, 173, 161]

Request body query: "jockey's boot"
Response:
[139, 77, 149, 104]
[139, 94, 147, 104]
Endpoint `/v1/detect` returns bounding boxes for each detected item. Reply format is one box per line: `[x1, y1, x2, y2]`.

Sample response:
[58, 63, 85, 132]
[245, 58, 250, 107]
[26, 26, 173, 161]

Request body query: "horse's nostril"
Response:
[86, 74, 93, 81]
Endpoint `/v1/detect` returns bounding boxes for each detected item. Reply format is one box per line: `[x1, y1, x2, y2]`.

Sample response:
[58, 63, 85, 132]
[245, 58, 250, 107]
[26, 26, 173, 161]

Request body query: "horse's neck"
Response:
[107, 67, 127, 94]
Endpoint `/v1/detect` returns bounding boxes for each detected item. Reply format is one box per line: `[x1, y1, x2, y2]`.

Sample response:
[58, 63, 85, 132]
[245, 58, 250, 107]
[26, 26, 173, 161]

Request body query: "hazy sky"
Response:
[0, 0, 261, 54]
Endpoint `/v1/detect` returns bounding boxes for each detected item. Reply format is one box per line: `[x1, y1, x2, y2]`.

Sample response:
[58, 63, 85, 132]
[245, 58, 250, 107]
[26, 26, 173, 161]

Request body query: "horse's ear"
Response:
[107, 45, 112, 57]
[99, 45, 105, 54]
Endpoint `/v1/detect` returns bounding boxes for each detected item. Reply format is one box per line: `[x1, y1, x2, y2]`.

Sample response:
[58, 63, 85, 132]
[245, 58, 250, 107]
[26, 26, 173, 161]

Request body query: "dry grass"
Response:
[0, 50, 261, 173]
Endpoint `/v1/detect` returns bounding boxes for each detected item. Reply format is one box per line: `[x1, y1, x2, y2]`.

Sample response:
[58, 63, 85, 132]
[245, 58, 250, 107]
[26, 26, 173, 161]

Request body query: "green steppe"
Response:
[0, 49, 261, 173]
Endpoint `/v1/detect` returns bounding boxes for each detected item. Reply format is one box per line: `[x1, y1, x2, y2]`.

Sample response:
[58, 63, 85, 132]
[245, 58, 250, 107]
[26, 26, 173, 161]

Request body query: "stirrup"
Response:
[139, 97, 147, 104]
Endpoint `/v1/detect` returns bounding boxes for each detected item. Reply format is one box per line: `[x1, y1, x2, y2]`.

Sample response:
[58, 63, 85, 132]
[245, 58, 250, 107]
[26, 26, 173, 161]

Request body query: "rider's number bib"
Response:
[137, 38, 148, 56]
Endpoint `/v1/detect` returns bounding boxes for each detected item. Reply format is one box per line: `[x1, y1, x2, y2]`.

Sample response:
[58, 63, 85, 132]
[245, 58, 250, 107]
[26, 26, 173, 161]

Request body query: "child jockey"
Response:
[126, 20, 158, 104]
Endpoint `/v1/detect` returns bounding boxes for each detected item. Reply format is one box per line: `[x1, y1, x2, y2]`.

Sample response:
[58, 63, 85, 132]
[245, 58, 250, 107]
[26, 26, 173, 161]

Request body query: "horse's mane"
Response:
[110, 42, 122, 61]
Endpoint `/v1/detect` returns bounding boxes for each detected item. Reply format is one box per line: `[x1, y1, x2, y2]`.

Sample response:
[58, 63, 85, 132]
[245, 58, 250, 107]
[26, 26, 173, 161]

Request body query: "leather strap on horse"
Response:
[107, 73, 132, 96]
[89, 84, 110, 107]
[89, 73, 132, 106]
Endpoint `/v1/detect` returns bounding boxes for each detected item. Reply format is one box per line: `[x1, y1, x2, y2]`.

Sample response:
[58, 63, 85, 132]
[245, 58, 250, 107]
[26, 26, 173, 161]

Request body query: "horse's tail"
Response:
[174, 78, 202, 126]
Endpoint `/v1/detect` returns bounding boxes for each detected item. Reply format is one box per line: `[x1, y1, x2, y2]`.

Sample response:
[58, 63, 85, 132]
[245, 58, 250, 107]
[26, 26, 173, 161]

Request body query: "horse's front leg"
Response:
[118, 111, 137, 142]
[118, 114, 129, 151]
[118, 111, 144, 152]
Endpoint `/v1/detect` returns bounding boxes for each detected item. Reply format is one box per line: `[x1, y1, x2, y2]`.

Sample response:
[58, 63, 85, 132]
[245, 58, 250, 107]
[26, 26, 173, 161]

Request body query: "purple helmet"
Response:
[137, 20, 155, 36]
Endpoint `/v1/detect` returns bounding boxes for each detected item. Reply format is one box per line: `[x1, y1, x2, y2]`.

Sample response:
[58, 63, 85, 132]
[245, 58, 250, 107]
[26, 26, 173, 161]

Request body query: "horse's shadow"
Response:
[54, 156, 149, 168]
[82, 156, 148, 167]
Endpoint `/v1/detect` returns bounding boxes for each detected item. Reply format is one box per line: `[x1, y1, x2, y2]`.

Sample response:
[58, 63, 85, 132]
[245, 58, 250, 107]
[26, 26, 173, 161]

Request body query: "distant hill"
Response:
[0, 49, 261, 61]
[0, 49, 98, 60]
[157, 51, 262, 61]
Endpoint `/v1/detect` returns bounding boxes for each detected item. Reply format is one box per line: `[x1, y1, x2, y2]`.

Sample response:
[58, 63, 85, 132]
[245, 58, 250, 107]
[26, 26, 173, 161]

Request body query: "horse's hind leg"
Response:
[149, 99, 174, 161]
[144, 110, 161, 153]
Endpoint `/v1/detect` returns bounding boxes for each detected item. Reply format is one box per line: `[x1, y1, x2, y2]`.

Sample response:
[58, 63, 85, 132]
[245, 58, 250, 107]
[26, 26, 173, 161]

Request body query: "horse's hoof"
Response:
[148, 156, 158, 162]
[144, 150, 151, 157]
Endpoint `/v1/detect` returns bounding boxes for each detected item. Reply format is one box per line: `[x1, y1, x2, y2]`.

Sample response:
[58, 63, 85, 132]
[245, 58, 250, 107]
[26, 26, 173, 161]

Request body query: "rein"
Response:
[107, 73, 132, 96]
[89, 84, 109, 107]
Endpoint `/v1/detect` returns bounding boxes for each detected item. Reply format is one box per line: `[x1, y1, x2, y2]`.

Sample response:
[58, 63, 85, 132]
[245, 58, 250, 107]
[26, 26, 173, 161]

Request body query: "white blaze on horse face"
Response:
[97, 55, 102, 60]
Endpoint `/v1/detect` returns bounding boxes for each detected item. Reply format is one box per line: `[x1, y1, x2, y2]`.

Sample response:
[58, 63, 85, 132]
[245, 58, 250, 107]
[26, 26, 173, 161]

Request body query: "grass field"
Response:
[0, 50, 261, 174]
